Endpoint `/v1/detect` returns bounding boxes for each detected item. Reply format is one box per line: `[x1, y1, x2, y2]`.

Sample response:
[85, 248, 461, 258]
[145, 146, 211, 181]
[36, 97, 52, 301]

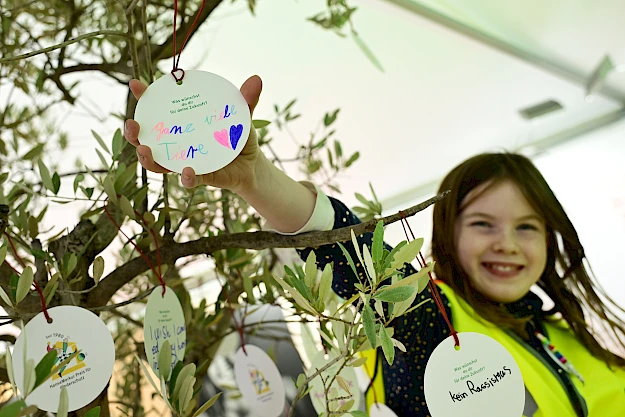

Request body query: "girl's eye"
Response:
[470, 221, 491, 228]
[518, 223, 539, 231]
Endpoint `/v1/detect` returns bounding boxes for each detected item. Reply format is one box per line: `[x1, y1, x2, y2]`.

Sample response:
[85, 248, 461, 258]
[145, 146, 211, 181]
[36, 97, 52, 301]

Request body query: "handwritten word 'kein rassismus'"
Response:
[449, 366, 512, 403]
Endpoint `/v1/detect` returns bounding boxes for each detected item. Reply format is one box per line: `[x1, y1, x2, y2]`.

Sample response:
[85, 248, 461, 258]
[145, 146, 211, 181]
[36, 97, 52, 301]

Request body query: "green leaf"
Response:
[380, 327, 395, 365]
[168, 360, 184, 396]
[334, 140, 343, 159]
[119, 195, 135, 220]
[304, 251, 318, 290]
[295, 373, 306, 388]
[92, 256, 104, 283]
[0, 400, 27, 417]
[84, 406, 101, 417]
[22, 143, 44, 160]
[352, 31, 384, 72]
[363, 305, 377, 349]
[91, 130, 110, 154]
[43, 272, 61, 299]
[272, 274, 317, 314]
[0, 172, 8, 184]
[0, 285, 12, 307]
[0, 246, 7, 266]
[34, 350, 59, 389]
[45, 350, 81, 383]
[52, 172, 61, 194]
[23, 358, 36, 396]
[65, 253, 78, 276]
[371, 220, 384, 265]
[95, 149, 109, 168]
[362, 245, 376, 285]
[57, 386, 69, 417]
[324, 109, 340, 127]
[6, 348, 17, 395]
[350, 230, 366, 274]
[385, 238, 423, 275]
[112, 128, 124, 159]
[191, 392, 222, 417]
[252, 120, 271, 129]
[344, 151, 360, 168]
[115, 162, 137, 191]
[177, 374, 196, 412]
[172, 363, 196, 403]
[336, 242, 359, 279]
[37, 159, 54, 192]
[349, 357, 367, 367]
[10, 274, 19, 302]
[103, 175, 118, 204]
[373, 286, 415, 303]
[350, 411, 369, 417]
[16, 266, 34, 304]
[317, 263, 333, 305]
[73, 174, 84, 194]
[135, 354, 161, 396]
[374, 299, 385, 319]
[158, 340, 172, 381]
[242, 274, 255, 304]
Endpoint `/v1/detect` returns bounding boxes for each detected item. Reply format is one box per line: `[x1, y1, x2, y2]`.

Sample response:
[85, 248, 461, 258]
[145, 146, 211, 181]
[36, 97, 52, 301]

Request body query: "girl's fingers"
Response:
[136, 145, 170, 174]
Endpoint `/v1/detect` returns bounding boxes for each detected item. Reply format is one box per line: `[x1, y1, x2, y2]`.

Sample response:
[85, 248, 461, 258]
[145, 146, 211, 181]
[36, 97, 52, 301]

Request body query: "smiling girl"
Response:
[124, 77, 625, 417]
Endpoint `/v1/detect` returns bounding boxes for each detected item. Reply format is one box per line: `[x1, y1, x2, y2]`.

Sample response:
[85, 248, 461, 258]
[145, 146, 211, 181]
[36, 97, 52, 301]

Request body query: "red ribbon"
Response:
[171, 0, 207, 83]
[398, 211, 460, 347]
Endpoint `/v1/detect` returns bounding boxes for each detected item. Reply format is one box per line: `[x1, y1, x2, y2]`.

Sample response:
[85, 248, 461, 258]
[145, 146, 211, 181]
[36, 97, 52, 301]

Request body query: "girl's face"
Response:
[454, 180, 548, 303]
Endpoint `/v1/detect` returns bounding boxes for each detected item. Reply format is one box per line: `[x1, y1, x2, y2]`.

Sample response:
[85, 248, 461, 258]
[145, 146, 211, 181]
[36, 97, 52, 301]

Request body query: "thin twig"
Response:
[0, 31, 128, 63]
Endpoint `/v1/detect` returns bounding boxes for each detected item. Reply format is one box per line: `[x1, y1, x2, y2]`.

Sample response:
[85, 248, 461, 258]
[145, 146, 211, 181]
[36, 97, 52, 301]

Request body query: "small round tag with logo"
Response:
[233, 344, 285, 417]
[12, 306, 115, 411]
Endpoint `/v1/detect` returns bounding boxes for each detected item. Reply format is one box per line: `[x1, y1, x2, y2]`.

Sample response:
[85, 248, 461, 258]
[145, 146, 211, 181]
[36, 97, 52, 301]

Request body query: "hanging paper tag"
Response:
[424, 332, 525, 417]
[370, 403, 400, 417]
[135, 70, 251, 175]
[308, 351, 360, 414]
[12, 306, 115, 412]
[233, 344, 285, 417]
[144, 286, 186, 375]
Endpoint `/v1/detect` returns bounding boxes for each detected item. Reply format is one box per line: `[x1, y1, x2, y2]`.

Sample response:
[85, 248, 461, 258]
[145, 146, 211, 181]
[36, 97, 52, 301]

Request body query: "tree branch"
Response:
[0, 31, 128, 63]
[87, 191, 449, 307]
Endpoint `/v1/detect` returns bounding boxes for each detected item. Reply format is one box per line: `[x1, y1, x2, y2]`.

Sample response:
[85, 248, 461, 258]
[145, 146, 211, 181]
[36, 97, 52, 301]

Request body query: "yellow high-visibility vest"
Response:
[362, 282, 625, 416]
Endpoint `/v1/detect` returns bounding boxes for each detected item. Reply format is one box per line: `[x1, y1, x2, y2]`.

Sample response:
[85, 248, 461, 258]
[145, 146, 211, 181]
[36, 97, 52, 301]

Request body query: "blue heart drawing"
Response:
[229, 124, 243, 150]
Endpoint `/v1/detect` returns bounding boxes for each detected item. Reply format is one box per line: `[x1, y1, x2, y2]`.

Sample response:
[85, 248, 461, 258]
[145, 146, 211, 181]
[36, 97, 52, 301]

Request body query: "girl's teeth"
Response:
[488, 264, 515, 271]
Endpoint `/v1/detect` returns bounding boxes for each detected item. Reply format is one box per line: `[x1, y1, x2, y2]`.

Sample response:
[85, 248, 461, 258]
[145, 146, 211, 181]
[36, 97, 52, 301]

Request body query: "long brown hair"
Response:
[431, 152, 625, 367]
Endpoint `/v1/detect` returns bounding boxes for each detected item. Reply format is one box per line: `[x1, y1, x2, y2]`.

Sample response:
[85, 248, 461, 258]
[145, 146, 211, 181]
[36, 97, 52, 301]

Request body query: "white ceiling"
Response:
[47, 0, 625, 235]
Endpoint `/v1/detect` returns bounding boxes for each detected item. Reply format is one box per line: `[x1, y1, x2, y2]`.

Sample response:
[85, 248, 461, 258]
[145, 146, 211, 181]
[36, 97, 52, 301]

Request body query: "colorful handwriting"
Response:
[204, 105, 237, 125]
[152, 122, 195, 142]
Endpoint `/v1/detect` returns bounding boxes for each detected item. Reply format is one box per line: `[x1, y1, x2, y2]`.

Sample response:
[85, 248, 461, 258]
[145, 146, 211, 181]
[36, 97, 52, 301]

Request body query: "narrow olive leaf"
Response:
[135, 354, 161, 395]
[34, 350, 59, 389]
[92, 256, 104, 284]
[44, 282, 59, 306]
[43, 272, 60, 299]
[102, 176, 117, 204]
[119, 195, 135, 220]
[380, 327, 395, 365]
[6, 348, 17, 395]
[373, 286, 415, 303]
[37, 160, 54, 192]
[304, 251, 318, 290]
[336, 242, 360, 279]
[392, 338, 407, 353]
[339, 399, 355, 412]
[336, 375, 351, 395]
[66, 253, 78, 276]
[371, 220, 384, 265]
[374, 299, 385, 319]
[0, 245, 7, 265]
[91, 130, 110, 154]
[350, 411, 368, 417]
[252, 120, 271, 129]
[349, 357, 367, 367]
[317, 264, 333, 304]
[272, 275, 316, 314]
[57, 386, 69, 417]
[0, 285, 13, 307]
[350, 230, 366, 271]
[178, 374, 195, 412]
[16, 266, 34, 304]
[363, 305, 377, 349]
[158, 340, 172, 381]
[242, 274, 255, 305]
[351, 31, 384, 72]
[385, 238, 423, 274]
[23, 359, 36, 396]
[160, 377, 174, 412]
[191, 392, 222, 417]
[172, 363, 196, 403]
[296, 373, 306, 388]
[73, 173, 84, 194]
[362, 245, 376, 285]
[84, 406, 101, 417]
[112, 128, 124, 158]
[382, 265, 431, 292]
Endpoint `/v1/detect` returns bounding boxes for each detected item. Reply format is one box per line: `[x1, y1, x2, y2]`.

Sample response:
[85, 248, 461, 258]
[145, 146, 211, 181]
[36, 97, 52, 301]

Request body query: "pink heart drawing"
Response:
[214, 129, 230, 148]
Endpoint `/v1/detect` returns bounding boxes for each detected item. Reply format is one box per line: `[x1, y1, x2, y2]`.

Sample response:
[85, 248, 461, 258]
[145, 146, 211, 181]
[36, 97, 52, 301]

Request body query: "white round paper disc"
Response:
[370, 403, 400, 417]
[144, 286, 186, 375]
[233, 344, 285, 417]
[308, 351, 360, 414]
[135, 70, 251, 174]
[13, 306, 115, 411]
[424, 332, 525, 417]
